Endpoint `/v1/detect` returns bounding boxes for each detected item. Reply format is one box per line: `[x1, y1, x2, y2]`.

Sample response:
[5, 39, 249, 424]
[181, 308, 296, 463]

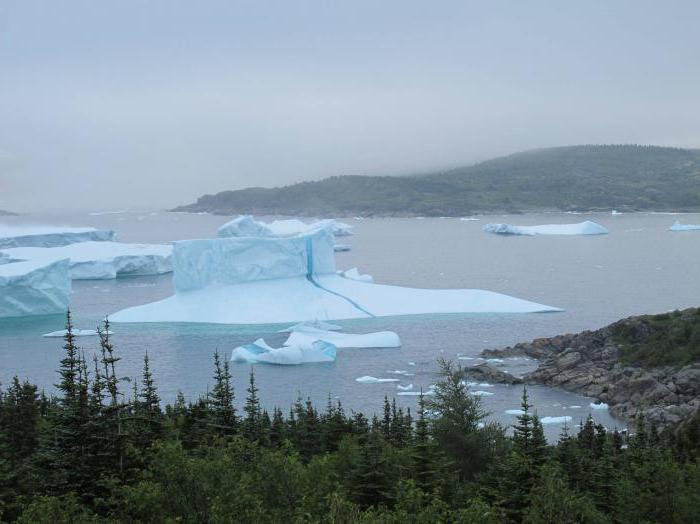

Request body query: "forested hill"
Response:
[173, 145, 700, 216]
[0, 210, 16, 216]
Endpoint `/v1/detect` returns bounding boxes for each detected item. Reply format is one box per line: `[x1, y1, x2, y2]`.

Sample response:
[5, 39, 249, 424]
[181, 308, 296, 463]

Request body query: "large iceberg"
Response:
[1, 241, 172, 280]
[284, 328, 401, 349]
[0, 259, 71, 317]
[111, 228, 560, 324]
[217, 215, 352, 238]
[0, 225, 116, 249]
[231, 338, 337, 365]
[669, 221, 700, 232]
[482, 220, 608, 236]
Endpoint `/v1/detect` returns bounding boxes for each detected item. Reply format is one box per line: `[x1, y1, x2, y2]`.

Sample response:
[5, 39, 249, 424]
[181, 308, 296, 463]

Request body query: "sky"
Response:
[1, 1, 699, 212]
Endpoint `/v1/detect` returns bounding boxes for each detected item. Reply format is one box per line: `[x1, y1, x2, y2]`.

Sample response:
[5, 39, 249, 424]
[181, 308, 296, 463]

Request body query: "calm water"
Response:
[2, 210, 700, 438]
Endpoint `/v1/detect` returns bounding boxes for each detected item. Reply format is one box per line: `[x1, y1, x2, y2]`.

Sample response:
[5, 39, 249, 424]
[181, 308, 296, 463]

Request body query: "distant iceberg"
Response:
[217, 215, 352, 238]
[355, 376, 400, 384]
[540, 416, 573, 424]
[1, 241, 172, 280]
[669, 221, 700, 232]
[0, 259, 71, 318]
[482, 220, 609, 236]
[43, 328, 113, 337]
[111, 228, 561, 324]
[231, 338, 337, 365]
[0, 225, 116, 249]
[284, 328, 401, 349]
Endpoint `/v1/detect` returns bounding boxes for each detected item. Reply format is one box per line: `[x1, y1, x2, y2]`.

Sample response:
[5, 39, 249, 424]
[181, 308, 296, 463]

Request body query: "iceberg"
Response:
[341, 267, 373, 283]
[669, 221, 700, 232]
[0, 225, 116, 249]
[397, 384, 414, 391]
[355, 376, 400, 384]
[482, 220, 608, 236]
[0, 259, 71, 318]
[111, 228, 561, 324]
[217, 215, 352, 238]
[43, 329, 113, 337]
[589, 402, 609, 410]
[397, 390, 434, 396]
[284, 328, 401, 349]
[471, 390, 495, 397]
[334, 244, 351, 252]
[231, 338, 336, 365]
[1, 241, 172, 280]
[505, 409, 525, 415]
[540, 416, 573, 424]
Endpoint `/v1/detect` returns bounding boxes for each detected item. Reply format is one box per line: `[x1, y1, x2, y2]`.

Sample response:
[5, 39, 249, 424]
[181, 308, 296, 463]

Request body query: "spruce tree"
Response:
[208, 351, 237, 438]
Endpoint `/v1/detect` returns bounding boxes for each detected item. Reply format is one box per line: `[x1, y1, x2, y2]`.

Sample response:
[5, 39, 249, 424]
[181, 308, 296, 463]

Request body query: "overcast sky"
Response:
[1, 1, 699, 212]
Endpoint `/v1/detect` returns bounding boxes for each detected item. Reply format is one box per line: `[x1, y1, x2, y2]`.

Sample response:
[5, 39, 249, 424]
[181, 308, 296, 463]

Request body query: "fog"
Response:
[1, 0, 699, 212]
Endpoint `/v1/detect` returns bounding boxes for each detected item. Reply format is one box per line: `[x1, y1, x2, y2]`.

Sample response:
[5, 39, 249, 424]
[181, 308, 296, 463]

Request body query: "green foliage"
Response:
[175, 145, 700, 215]
[2, 312, 700, 522]
[613, 308, 700, 366]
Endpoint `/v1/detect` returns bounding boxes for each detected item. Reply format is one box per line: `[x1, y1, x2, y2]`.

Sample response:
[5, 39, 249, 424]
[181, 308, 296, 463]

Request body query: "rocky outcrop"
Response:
[482, 311, 700, 428]
[461, 363, 523, 385]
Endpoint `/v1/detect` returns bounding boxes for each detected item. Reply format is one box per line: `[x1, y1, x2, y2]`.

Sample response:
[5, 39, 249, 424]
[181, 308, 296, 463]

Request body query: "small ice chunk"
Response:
[397, 384, 414, 391]
[569, 405, 582, 409]
[397, 390, 434, 396]
[669, 221, 700, 232]
[483, 221, 609, 236]
[460, 217, 480, 221]
[43, 329, 113, 337]
[407, 361, 416, 366]
[285, 329, 400, 349]
[471, 391, 495, 397]
[505, 409, 525, 415]
[540, 416, 573, 424]
[355, 376, 400, 384]
[341, 267, 373, 283]
[589, 402, 609, 410]
[334, 244, 351, 252]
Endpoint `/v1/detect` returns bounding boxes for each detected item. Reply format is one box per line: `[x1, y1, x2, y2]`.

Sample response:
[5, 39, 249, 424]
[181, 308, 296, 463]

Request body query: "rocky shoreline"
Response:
[480, 311, 700, 428]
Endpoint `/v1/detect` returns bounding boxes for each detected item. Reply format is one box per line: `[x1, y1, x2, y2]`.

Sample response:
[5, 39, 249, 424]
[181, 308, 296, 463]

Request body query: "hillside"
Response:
[173, 145, 700, 216]
[0, 210, 16, 216]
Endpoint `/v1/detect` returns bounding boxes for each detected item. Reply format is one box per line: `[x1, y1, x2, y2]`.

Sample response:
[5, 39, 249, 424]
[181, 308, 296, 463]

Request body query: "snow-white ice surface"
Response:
[217, 215, 352, 238]
[355, 376, 400, 384]
[669, 221, 700, 232]
[231, 338, 337, 365]
[111, 227, 560, 324]
[397, 384, 414, 391]
[279, 320, 343, 332]
[342, 267, 373, 283]
[1, 242, 172, 280]
[540, 416, 573, 424]
[589, 402, 609, 410]
[284, 328, 401, 349]
[0, 259, 71, 317]
[0, 225, 116, 249]
[482, 220, 609, 236]
[505, 409, 526, 415]
[43, 329, 113, 337]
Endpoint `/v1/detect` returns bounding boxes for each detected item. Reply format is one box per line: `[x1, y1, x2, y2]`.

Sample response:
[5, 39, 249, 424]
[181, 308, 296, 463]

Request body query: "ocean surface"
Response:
[2, 210, 700, 439]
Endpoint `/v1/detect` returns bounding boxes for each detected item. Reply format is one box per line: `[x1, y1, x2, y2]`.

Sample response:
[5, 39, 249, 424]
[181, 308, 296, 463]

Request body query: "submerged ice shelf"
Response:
[231, 338, 337, 365]
[111, 226, 560, 324]
[0, 225, 116, 249]
[1, 241, 172, 280]
[669, 221, 700, 232]
[0, 259, 71, 318]
[482, 220, 608, 236]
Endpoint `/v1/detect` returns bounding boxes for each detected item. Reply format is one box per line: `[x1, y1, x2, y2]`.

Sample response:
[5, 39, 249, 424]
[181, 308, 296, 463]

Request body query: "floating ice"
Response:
[279, 320, 343, 333]
[334, 244, 351, 252]
[471, 391, 495, 397]
[0, 225, 116, 249]
[482, 221, 608, 236]
[111, 228, 561, 324]
[284, 328, 400, 349]
[231, 338, 336, 365]
[460, 217, 480, 221]
[589, 402, 609, 410]
[669, 221, 700, 232]
[569, 405, 582, 409]
[355, 376, 400, 384]
[540, 416, 573, 424]
[0, 259, 71, 317]
[505, 409, 525, 415]
[387, 370, 411, 375]
[1, 241, 172, 280]
[397, 390, 434, 396]
[611, 210, 622, 215]
[342, 267, 373, 283]
[217, 215, 352, 238]
[43, 329, 113, 337]
[397, 384, 414, 391]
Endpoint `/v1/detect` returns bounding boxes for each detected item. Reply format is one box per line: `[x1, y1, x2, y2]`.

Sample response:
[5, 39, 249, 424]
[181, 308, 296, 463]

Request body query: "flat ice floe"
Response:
[1, 241, 172, 280]
[284, 328, 401, 349]
[355, 376, 400, 384]
[231, 338, 336, 365]
[482, 220, 608, 236]
[341, 267, 373, 283]
[540, 416, 573, 424]
[0, 225, 116, 249]
[111, 228, 560, 324]
[43, 329, 113, 337]
[669, 221, 700, 232]
[0, 259, 71, 317]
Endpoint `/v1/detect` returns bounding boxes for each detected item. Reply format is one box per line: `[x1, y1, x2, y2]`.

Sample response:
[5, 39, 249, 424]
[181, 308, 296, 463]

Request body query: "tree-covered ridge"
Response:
[1, 312, 700, 522]
[174, 145, 700, 216]
[613, 307, 700, 367]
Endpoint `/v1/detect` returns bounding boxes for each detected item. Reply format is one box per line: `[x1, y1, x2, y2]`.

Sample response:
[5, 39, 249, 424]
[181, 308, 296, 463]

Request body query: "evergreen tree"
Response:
[243, 369, 263, 442]
[208, 351, 237, 438]
[409, 391, 445, 493]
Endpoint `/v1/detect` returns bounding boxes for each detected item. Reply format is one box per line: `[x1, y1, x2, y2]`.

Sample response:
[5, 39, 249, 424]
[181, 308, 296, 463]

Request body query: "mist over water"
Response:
[3, 211, 699, 438]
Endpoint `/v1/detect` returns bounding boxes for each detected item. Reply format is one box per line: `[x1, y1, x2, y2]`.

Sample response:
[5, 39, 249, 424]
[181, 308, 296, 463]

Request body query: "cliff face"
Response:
[483, 309, 700, 428]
